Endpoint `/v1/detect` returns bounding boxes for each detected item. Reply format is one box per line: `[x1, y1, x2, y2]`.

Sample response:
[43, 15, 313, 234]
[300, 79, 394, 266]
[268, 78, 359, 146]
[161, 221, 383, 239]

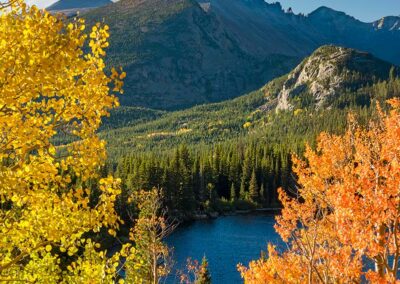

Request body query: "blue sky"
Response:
[27, 0, 400, 22]
[270, 0, 400, 22]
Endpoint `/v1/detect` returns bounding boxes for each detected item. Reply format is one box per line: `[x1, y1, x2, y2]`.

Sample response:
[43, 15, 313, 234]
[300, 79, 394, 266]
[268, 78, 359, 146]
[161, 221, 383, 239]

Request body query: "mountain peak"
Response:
[373, 16, 400, 31]
[266, 1, 282, 10]
[241, 0, 269, 6]
[312, 6, 335, 13]
[308, 6, 349, 19]
[276, 45, 396, 111]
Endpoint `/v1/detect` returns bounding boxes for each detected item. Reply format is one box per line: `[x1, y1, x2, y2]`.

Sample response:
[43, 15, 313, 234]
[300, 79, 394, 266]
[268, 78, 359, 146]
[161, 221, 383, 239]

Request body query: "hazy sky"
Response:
[27, 0, 400, 22]
[273, 0, 400, 22]
[26, 0, 117, 8]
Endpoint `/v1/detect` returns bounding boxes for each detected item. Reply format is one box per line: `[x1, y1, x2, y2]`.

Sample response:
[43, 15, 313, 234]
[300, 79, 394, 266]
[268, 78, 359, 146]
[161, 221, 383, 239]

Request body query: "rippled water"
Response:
[165, 214, 282, 284]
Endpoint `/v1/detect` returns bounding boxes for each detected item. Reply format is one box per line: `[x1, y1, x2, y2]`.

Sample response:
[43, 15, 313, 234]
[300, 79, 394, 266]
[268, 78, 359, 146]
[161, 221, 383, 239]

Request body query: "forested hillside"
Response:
[101, 46, 399, 156]
[99, 46, 400, 220]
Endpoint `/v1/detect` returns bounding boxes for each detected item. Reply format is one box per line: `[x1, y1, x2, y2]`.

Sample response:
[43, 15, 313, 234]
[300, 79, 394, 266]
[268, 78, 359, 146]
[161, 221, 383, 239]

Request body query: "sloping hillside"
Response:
[101, 46, 399, 157]
[81, 0, 400, 110]
[204, 1, 400, 65]
[83, 0, 297, 110]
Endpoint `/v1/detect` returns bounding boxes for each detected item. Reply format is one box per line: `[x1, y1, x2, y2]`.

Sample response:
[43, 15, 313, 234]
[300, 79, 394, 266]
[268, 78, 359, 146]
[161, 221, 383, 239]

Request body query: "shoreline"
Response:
[191, 207, 281, 221]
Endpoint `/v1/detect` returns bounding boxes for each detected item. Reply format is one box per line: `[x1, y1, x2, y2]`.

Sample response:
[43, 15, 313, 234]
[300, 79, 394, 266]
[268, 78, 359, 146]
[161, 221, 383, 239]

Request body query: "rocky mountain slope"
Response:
[82, 0, 400, 110]
[203, 1, 400, 65]
[307, 7, 400, 65]
[83, 0, 297, 110]
[374, 16, 400, 31]
[275, 46, 396, 110]
[199, 0, 321, 59]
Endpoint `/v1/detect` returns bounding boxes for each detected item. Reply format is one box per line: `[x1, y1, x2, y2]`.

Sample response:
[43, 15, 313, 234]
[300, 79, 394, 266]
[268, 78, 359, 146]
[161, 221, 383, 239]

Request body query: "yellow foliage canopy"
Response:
[0, 1, 128, 282]
[240, 100, 400, 283]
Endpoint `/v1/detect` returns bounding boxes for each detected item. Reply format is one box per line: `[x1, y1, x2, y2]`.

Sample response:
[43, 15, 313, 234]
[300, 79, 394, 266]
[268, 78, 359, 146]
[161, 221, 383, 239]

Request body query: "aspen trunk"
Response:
[152, 248, 158, 284]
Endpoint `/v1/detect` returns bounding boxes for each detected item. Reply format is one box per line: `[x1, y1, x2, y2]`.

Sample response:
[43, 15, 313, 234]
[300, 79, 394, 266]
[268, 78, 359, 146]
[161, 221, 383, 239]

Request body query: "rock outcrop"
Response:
[276, 46, 397, 111]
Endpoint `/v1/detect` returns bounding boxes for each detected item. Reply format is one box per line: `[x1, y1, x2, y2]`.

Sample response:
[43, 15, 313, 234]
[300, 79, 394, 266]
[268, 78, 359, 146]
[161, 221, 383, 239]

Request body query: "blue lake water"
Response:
[165, 214, 282, 284]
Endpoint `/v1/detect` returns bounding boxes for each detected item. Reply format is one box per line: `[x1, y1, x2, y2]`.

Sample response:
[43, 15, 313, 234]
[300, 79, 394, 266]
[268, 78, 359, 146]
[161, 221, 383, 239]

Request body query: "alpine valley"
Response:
[48, 0, 400, 215]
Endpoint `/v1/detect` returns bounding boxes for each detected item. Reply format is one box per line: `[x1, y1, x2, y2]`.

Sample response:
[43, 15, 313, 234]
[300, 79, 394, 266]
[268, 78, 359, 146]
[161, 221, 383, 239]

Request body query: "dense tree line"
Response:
[113, 140, 293, 218]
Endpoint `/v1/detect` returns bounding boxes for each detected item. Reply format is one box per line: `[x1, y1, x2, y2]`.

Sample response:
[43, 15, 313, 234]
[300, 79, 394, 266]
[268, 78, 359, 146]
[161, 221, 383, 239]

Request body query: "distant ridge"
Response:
[47, 0, 112, 16]
[203, 0, 400, 64]
[373, 16, 400, 31]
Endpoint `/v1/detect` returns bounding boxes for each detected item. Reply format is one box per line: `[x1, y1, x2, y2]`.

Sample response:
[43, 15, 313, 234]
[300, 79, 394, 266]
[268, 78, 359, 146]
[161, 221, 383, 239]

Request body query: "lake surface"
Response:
[165, 214, 282, 284]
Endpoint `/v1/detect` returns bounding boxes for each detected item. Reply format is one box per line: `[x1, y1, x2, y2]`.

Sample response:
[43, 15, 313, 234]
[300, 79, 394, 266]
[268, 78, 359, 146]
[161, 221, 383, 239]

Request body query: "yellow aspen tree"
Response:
[240, 99, 400, 283]
[125, 189, 177, 284]
[0, 1, 131, 282]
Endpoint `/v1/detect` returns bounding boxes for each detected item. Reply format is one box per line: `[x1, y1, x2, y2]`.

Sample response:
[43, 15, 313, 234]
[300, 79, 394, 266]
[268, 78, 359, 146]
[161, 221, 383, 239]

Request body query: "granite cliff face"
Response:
[275, 46, 397, 111]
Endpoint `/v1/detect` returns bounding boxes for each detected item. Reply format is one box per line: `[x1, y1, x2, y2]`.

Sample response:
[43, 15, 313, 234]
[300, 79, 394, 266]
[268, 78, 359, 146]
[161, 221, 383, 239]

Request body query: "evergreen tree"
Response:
[198, 165, 206, 205]
[230, 183, 237, 201]
[239, 179, 247, 200]
[241, 151, 252, 187]
[192, 158, 202, 203]
[207, 183, 217, 208]
[249, 169, 259, 203]
[179, 146, 196, 213]
[259, 183, 266, 205]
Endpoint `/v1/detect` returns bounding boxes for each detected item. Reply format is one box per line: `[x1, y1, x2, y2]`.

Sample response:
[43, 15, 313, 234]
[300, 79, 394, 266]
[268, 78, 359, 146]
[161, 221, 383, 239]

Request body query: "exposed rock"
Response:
[208, 212, 219, 219]
[276, 46, 397, 111]
[193, 214, 209, 220]
[373, 16, 400, 31]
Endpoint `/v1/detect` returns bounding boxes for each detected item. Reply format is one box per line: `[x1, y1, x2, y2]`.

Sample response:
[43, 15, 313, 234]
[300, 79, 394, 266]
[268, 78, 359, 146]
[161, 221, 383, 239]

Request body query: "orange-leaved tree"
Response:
[0, 0, 131, 282]
[240, 99, 400, 283]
